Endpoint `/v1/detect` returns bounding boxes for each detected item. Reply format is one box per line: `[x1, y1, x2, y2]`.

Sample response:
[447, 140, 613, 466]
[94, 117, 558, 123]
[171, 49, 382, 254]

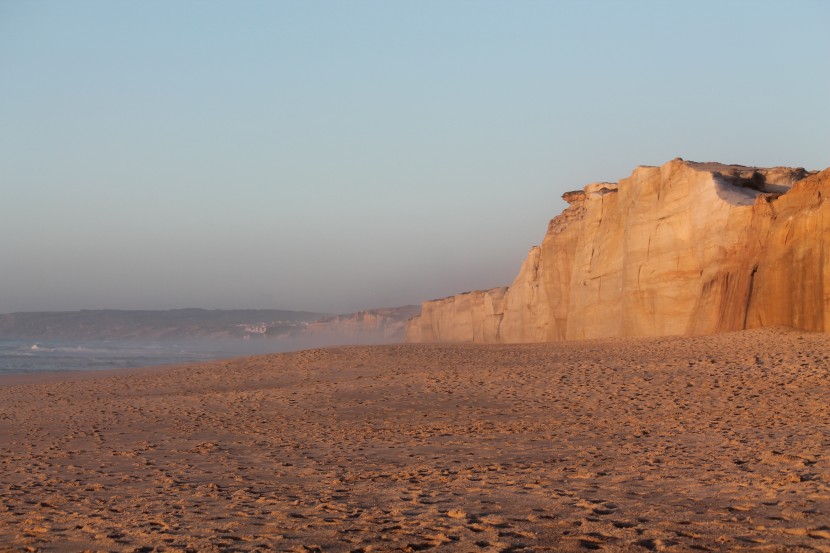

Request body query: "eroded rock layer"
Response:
[407, 159, 829, 342]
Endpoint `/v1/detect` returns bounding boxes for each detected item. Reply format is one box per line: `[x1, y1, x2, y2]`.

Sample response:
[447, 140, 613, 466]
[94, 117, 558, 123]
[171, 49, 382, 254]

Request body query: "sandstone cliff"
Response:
[305, 305, 420, 344]
[407, 159, 828, 342]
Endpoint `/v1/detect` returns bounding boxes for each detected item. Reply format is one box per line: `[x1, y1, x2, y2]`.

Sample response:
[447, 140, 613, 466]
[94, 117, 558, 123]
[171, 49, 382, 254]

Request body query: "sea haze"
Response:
[0, 338, 319, 375]
[0, 339, 223, 375]
[0, 309, 330, 375]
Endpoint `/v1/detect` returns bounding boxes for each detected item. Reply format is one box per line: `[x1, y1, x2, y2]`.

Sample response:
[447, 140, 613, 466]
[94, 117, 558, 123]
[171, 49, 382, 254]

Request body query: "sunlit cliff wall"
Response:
[407, 159, 828, 342]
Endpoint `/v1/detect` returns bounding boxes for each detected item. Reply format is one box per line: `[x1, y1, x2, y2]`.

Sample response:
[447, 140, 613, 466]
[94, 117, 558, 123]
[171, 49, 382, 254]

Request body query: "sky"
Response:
[1, 0, 828, 315]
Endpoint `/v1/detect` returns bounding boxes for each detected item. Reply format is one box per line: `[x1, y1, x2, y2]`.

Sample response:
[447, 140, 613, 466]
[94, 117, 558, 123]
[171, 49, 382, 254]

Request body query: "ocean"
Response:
[0, 339, 231, 376]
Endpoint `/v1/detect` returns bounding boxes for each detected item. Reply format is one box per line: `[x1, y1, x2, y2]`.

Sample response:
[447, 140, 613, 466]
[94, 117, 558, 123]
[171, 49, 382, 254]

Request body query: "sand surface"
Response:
[1, 328, 830, 552]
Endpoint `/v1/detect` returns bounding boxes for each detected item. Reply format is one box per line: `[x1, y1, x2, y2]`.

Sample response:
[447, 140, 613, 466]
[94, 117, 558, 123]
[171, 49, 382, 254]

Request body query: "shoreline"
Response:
[0, 362, 183, 388]
[0, 325, 814, 386]
[0, 354, 250, 388]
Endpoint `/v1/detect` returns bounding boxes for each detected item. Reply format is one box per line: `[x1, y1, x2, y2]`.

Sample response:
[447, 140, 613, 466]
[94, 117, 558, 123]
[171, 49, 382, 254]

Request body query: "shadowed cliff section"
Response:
[408, 159, 830, 343]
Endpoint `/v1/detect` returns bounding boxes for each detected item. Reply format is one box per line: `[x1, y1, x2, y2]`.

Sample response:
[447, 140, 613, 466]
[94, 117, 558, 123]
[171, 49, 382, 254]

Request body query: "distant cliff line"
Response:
[0, 306, 420, 344]
[407, 159, 830, 343]
[0, 309, 326, 340]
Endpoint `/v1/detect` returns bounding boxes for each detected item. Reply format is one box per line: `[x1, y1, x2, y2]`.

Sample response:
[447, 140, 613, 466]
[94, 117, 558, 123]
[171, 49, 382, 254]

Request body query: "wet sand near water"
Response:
[1, 328, 829, 552]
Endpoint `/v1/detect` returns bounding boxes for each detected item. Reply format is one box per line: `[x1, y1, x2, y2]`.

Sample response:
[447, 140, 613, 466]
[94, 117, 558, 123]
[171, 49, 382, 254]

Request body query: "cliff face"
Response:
[306, 305, 421, 344]
[407, 159, 828, 343]
[405, 288, 506, 343]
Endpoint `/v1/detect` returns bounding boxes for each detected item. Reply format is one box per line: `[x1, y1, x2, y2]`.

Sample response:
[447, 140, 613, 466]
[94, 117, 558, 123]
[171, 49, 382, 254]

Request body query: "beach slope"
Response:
[2, 328, 830, 551]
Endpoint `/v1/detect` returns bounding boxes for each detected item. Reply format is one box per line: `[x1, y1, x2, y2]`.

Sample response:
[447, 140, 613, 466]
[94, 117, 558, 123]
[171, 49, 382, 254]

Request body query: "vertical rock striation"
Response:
[407, 159, 829, 342]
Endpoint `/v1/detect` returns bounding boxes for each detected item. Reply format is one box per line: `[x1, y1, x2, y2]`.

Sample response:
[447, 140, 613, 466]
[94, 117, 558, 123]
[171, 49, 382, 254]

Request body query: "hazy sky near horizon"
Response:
[1, 1, 828, 315]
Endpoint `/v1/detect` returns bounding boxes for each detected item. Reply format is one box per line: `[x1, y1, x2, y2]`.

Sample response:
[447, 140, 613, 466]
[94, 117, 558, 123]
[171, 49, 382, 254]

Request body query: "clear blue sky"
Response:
[1, 0, 828, 314]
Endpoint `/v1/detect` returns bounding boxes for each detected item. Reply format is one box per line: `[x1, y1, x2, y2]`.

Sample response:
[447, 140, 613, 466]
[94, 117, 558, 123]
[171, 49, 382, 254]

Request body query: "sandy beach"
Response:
[1, 328, 830, 552]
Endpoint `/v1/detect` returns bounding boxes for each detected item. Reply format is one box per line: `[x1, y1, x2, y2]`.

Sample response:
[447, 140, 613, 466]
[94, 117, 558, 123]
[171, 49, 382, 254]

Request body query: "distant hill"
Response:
[0, 309, 327, 340]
